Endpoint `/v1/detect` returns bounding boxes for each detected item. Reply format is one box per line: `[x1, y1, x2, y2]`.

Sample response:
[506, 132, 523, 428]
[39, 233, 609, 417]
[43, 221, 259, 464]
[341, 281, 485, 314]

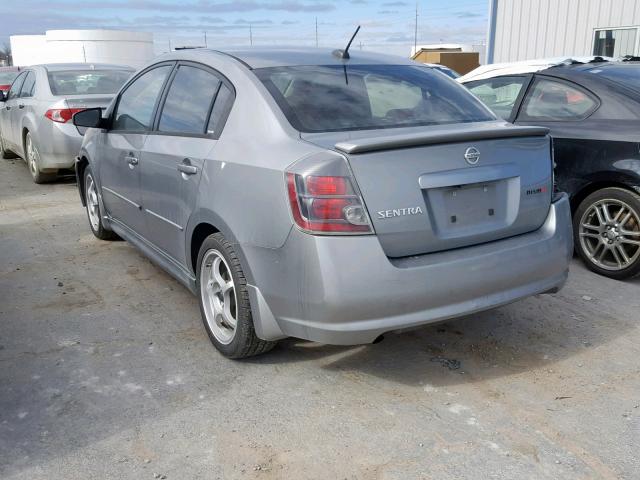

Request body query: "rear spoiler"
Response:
[334, 125, 549, 154]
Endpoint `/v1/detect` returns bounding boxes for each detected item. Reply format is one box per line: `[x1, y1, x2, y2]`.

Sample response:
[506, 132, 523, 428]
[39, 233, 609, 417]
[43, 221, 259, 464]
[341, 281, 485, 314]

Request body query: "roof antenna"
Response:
[333, 25, 361, 59]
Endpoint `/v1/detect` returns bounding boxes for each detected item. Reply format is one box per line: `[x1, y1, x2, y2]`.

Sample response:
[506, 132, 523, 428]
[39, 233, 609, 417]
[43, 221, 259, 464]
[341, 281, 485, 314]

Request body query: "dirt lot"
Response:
[0, 156, 639, 480]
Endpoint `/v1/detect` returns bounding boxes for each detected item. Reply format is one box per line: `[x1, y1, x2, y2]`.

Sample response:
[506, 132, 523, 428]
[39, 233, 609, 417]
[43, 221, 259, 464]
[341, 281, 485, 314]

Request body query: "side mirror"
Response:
[0, 91, 6, 102]
[73, 108, 104, 128]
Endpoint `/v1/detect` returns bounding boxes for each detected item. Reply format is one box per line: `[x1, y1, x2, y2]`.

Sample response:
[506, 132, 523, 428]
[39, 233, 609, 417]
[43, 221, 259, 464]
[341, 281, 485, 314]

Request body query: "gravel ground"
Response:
[1, 157, 639, 480]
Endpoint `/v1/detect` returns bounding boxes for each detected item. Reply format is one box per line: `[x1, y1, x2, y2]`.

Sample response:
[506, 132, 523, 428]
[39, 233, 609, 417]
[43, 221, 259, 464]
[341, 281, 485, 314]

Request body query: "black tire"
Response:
[83, 166, 118, 240]
[573, 187, 640, 280]
[196, 233, 277, 358]
[0, 133, 17, 159]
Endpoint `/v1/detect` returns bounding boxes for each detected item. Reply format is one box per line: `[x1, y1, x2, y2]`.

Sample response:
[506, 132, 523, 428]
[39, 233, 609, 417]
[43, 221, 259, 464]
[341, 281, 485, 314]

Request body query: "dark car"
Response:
[463, 61, 640, 279]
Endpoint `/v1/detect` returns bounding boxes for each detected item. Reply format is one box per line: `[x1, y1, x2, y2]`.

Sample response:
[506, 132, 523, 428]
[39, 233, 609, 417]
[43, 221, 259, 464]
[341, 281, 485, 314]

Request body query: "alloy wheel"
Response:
[25, 133, 40, 178]
[85, 173, 100, 231]
[200, 249, 237, 345]
[579, 198, 640, 271]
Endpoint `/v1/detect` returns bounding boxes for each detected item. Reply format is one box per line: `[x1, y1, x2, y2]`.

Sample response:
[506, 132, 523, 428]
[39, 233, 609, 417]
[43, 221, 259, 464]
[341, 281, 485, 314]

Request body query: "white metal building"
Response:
[487, 0, 640, 63]
[10, 30, 155, 68]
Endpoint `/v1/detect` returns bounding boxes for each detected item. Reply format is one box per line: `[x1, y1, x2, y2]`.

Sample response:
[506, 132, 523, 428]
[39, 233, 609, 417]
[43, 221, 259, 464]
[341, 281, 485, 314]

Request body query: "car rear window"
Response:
[0, 71, 19, 84]
[588, 64, 640, 92]
[254, 65, 494, 133]
[47, 70, 132, 95]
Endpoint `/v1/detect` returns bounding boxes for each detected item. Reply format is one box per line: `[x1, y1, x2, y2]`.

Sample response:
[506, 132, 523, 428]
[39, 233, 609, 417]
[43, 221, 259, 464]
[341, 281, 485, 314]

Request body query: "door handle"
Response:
[125, 155, 139, 168]
[18, 104, 24, 109]
[5, 105, 10, 111]
[177, 159, 198, 175]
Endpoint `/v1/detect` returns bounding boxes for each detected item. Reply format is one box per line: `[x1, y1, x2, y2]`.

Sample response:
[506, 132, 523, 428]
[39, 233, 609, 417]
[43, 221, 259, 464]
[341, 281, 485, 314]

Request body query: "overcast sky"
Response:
[3, 0, 488, 57]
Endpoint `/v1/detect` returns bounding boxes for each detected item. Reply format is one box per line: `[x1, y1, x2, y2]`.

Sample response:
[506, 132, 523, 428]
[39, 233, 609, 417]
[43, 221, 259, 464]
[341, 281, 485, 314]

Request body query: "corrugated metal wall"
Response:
[493, 0, 640, 62]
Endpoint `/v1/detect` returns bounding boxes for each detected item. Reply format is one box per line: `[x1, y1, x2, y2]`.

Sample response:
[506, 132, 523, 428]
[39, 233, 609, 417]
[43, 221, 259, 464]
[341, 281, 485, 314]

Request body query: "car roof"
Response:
[458, 56, 614, 82]
[170, 47, 417, 69]
[33, 63, 135, 72]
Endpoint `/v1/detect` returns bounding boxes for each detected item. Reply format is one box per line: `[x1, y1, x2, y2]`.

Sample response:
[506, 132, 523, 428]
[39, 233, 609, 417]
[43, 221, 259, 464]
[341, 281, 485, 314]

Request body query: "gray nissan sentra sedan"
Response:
[72, 48, 573, 358]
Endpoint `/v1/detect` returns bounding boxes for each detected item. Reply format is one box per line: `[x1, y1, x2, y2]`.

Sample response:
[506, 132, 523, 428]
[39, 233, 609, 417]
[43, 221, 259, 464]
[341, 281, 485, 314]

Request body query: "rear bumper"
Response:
[37, 122, 82, 171]
[246, 193, 573, 345]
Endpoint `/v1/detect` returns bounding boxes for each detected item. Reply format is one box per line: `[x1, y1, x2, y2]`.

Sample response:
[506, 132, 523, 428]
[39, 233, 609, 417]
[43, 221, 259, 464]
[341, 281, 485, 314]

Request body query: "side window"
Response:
[158, 65, 221, 134]
[519, 78, 598, 121]
[207, 83, 234, 136]
[7, 72, 27, 100]
[19, 72, 36, 98]
[466, 76, 527, 120]
[113, 65, 171, 132]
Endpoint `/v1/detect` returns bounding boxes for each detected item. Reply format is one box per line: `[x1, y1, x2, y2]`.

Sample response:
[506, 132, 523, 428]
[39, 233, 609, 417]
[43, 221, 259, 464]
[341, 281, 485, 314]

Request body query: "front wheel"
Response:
[196, 233, 276, 358]
[24, 132, 56, 184]
[574, 187, 640, 279]
[84, 166, 117, 240]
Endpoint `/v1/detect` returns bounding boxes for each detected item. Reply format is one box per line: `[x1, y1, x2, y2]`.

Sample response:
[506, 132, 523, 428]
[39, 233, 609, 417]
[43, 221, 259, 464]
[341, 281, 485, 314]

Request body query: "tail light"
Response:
[45, 108, 85, 123]
[286, 172, 373, 234]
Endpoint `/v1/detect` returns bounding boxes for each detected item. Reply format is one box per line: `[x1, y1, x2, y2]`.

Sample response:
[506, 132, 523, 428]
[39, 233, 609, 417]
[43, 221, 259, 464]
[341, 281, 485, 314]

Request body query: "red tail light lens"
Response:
[45, 108, 85, 123]
[306, 176, 348, 196]
[287, 173, 372, 234]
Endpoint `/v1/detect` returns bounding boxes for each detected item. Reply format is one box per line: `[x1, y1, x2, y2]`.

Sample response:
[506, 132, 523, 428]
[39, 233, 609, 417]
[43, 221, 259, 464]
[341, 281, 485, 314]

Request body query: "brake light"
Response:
[306, 176, 347, 196]
[45, 108, 85, 123]
[287, 173, 373, 234]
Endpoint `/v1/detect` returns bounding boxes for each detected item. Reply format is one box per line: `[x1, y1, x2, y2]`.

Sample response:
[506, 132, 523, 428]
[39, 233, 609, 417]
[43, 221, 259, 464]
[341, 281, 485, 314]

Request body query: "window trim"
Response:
[18, 70, 36, 98]
[466, 74, 532, 123]
[149, 60, 236, 140]
[109, 61, 177, 134]
[7, 72, 27, 101]
[515, 75, 601, 123]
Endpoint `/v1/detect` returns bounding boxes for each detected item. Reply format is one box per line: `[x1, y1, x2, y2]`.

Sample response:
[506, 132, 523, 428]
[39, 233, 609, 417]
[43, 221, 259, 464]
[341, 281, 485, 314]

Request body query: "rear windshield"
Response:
[0, 71, 19, 84]
[589, 64, 640, 92]
[47, 70, 132, 95]
[254, 65, 495, 133]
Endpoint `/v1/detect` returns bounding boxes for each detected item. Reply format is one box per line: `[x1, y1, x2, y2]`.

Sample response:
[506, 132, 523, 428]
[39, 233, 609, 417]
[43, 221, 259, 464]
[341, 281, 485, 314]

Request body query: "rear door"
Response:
[140, 62, 234, 266]
[513, 75, 601, 195]
[11, 70, 36, 144]
[100, 63, 173, 235]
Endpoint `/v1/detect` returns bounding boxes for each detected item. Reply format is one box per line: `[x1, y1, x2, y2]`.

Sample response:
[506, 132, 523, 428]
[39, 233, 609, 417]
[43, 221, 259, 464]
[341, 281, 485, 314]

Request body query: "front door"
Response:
[100, 64, 173, 235]
[140, 63, 233, 265]
[0, 71, 26, 149]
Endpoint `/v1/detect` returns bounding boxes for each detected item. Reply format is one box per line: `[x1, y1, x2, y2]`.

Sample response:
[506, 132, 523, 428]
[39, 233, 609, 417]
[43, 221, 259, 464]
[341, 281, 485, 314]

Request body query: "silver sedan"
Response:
[73, 48, 573, 358]
[0, 63, 133, 183]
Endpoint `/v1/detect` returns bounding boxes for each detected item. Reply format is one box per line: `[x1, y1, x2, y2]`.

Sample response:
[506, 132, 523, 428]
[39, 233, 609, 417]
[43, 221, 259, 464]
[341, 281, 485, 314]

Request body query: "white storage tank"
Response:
[11, 29, 155, 68]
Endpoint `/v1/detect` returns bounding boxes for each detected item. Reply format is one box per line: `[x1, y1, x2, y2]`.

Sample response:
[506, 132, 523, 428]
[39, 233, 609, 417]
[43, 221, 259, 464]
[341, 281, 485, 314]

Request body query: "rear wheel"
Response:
[196, 233, 276, 358]
[25, 132, 56, 184]
[84, 166, 117, 240]
[574, 187, 640, 279]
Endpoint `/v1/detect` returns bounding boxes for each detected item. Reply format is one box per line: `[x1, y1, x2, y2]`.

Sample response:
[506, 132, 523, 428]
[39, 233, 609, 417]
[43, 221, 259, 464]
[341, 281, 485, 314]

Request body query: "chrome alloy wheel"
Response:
[25, 132, 40, 178]
[579, 198, 640, 271]
[200, 249, 237, 344]
[85, 173, 100, 231]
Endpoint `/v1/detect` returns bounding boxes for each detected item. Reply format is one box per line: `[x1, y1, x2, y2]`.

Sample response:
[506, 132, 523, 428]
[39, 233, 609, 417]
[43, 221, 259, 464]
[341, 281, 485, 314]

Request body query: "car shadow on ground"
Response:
[246, 286, 631, 388]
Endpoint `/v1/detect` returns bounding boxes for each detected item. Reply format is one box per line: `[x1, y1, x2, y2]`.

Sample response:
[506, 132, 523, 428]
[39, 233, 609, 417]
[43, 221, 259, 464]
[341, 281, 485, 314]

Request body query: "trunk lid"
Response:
[302, 122, 553, 258]
[62, 95, 115, 135]
[63, 94, 115, 111]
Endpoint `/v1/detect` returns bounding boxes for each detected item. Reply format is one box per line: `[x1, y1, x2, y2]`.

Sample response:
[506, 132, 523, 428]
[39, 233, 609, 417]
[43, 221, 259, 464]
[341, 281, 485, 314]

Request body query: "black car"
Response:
[464, 61, 640, 279]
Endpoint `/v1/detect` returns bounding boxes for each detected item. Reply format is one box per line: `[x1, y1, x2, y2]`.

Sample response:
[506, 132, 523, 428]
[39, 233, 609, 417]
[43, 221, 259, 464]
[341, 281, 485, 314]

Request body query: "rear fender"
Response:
[185, 208, 256, 283]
